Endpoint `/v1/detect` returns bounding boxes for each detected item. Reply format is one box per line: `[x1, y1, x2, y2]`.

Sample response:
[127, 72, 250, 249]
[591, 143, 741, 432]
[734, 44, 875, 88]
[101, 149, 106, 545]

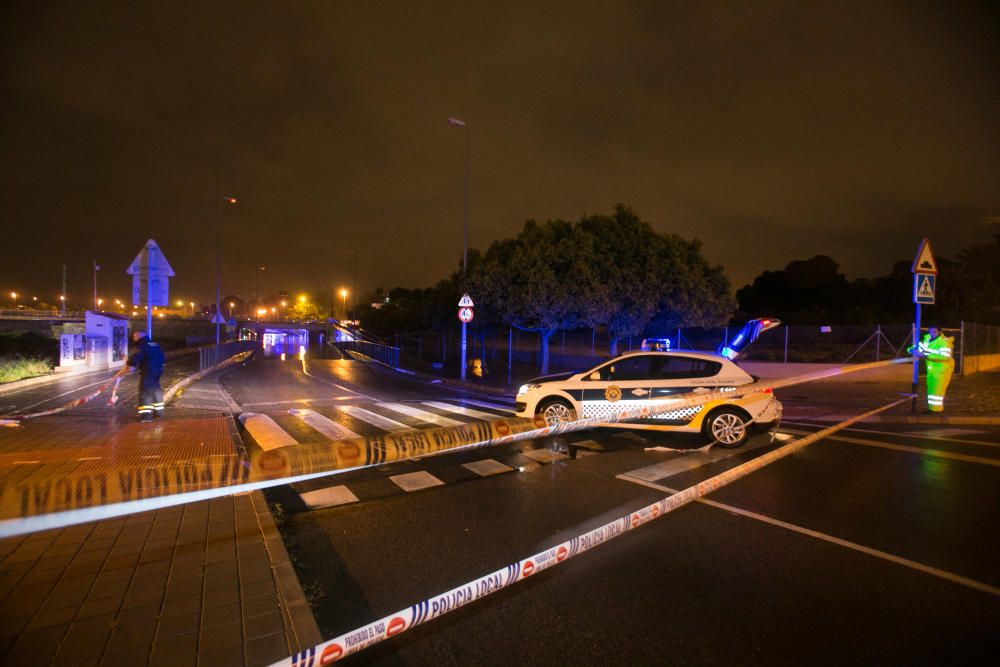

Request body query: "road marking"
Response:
[377, 402, 464, 427]
[463, 459, 514, 477]
[458, 399, 516, 413]
[299, 485, 359, 508]
[633, 478, 1000, 598]
[622, 438, 773, 482]
[242, 397, 358, 408]
[521, 448, 569, 463]
[338, 406, 411, 432]
[301, 361, 378, 400]
[389, 470, 445, 492]
[289, 408, 361, 441]
[782, 421, 999, 448]
[782, 428, 1000, 467]
[240, 413, 299, 450]
[423, 401, 500, 421]
[15, 376, 121, 411]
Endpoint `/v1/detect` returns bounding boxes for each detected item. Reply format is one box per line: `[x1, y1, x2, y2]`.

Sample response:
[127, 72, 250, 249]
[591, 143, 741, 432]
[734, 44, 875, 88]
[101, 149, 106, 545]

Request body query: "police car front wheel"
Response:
[704, 408, 751, 448]
[537, 398, 574, 425]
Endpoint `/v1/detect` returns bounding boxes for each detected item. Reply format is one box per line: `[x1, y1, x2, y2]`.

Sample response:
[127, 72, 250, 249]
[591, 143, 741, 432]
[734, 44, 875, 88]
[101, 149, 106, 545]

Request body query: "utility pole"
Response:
[93, 259, 100, 311]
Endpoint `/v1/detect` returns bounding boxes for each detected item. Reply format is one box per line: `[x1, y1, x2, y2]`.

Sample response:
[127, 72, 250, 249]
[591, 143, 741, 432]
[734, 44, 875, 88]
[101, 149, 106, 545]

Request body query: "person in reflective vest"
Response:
[120, 331, 166, 421]
[907, 326, 954, 413]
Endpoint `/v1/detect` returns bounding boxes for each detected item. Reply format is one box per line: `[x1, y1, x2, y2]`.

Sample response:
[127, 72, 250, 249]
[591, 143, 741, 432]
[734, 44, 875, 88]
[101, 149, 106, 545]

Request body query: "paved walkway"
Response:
[0, 370, 320, 666]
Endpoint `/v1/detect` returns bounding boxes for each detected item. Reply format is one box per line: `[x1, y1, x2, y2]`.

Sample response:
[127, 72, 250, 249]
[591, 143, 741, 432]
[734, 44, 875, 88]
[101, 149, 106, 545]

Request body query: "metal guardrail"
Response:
[333, 340, 400, 368]
[0, 309, 86, 320]
[199, 340, 259, 370]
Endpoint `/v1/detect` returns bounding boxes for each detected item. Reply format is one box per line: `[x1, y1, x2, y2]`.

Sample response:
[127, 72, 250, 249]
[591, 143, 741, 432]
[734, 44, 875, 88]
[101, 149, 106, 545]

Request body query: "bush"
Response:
[0, 355, 53, 384]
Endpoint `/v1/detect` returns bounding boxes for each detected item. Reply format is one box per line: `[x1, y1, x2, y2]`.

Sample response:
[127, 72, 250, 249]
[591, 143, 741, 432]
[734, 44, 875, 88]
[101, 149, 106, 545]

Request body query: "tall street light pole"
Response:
[255, 265, 267, 320]
[216, 196, 238, 345]
[448, 117, 470, 380]
[340, 288, 348, 321]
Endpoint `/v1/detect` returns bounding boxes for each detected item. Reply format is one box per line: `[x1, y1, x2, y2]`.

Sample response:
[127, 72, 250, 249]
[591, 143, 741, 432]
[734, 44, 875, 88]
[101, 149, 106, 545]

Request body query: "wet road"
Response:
[219, 353, 999, 664]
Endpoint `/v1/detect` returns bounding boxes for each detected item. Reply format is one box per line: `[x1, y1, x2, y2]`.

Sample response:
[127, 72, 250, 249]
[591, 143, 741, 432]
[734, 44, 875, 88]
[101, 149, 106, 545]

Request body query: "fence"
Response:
[198, 339, 258, 370]
[386, 321, 1000, 376]
[333, 340, 400, 368]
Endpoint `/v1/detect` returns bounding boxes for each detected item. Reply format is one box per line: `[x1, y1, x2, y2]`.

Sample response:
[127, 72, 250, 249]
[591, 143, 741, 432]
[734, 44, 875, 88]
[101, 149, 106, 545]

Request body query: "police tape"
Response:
[0, 357, 911, 537]
[272, 397, 909, 666]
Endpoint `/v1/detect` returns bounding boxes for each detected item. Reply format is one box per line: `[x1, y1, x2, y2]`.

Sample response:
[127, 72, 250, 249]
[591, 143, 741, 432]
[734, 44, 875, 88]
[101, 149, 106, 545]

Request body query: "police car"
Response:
[514, 350, 782, 448]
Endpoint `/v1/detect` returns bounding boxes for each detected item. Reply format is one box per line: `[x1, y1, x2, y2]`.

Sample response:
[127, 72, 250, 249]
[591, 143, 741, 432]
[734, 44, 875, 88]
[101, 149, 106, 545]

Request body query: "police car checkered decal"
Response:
[648, 405, 703, 420]
[581, 401, 702, 421]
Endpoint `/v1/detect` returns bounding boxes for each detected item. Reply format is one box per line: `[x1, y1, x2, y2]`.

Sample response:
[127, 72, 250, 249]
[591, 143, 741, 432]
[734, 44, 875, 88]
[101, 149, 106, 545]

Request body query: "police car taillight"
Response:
[762, 387, 772, 394]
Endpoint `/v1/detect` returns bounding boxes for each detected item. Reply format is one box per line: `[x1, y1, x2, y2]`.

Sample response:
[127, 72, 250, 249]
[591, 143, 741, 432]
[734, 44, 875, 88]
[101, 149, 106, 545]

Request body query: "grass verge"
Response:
[0, 356, 53, 384]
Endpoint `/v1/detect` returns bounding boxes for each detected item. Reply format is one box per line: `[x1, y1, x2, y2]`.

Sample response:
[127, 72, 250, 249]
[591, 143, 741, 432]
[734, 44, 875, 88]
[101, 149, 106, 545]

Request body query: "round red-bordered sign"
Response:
[386, 616, 407, 637]
[458, 307, 474, 323]
[319, 643, 344, 665]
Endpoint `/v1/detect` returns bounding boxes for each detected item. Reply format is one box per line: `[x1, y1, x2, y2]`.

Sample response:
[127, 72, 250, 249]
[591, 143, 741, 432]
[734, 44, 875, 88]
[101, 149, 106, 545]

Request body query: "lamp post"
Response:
[229, 301, 235, 319]
[339, 288, 348, 321]
[448, 116, 470, 380]
[216, 196, 238, 345]
[255, 265, 267, 319]
[10, 292, 17, 309]
[189, 301, 195, 317]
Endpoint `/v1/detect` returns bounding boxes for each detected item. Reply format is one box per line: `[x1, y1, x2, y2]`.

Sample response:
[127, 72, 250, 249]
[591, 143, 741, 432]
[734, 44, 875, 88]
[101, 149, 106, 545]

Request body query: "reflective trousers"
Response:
[137, 374, 164, 418]
[926, 361, 953, 412]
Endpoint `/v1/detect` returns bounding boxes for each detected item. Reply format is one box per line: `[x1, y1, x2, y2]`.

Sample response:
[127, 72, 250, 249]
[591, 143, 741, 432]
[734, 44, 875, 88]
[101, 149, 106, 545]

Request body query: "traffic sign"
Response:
[458, 307, 474, 323]
[211, 312, 227, 325]
[128, 239, 175, 306]
[911, 238, 938, 275]
[913, 274, 935, 305]
[458, 293, 474, 307]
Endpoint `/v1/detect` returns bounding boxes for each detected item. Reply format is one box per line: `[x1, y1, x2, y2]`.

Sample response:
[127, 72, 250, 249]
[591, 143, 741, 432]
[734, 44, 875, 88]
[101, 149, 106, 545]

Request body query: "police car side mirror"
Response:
[589, 372, 601, 381]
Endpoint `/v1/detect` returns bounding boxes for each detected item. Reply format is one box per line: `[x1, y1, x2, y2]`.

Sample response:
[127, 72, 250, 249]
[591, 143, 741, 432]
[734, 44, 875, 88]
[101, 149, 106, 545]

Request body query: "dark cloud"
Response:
[1, 1, 997, 306]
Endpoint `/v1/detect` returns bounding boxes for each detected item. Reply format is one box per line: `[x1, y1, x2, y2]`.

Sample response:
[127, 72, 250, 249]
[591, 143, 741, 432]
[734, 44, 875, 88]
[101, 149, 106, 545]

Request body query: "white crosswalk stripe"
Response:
[289, 408, 362, 441]
[376, 402, 464, 427]
[338, 405, 412, 432]
[456, 398, 516, 414]
[422, 401, 500, 421]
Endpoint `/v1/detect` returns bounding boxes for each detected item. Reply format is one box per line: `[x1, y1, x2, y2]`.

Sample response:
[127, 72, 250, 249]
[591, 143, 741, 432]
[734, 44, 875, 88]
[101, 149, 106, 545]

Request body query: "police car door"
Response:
[644, 354, 723, 423]
[580, 355, 654, 420]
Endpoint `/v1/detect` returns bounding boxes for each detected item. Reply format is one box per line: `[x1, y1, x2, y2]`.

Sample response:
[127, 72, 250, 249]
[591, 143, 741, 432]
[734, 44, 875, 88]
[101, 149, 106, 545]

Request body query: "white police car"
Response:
[514, 350, 781, 448]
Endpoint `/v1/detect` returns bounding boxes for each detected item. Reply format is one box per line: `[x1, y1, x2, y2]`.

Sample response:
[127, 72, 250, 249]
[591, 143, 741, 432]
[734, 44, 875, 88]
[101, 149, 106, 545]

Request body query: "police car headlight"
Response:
[517, 383, 541, 395]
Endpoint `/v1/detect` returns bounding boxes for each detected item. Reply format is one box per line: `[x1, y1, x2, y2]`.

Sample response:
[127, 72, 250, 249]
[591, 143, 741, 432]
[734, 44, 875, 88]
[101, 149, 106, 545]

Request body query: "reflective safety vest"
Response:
[915, 333, 954, 365]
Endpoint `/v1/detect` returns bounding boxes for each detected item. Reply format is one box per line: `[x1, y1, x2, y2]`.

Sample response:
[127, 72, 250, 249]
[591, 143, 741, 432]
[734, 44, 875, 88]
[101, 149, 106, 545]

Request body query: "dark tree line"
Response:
[361, 205, 736, 373]
[736, 235, 1000, 326]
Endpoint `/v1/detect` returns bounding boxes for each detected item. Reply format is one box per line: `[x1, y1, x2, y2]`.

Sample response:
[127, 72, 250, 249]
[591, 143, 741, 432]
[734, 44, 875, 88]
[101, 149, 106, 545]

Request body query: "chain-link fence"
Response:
[387, 320, 1000, 377]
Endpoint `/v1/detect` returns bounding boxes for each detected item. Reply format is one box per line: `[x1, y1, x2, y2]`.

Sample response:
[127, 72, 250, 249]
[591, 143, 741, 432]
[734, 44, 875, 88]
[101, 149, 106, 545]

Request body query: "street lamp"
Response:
[10, 292, 17, 309]
[448, 116, 470, 380]
[339, 288, 348, 320]
[255, 265, 267, 318]
[280, 299, 287, 322]
[216, 195, 238, 345]
[229, 301, 235, 319]
[189, 301, 195, 317]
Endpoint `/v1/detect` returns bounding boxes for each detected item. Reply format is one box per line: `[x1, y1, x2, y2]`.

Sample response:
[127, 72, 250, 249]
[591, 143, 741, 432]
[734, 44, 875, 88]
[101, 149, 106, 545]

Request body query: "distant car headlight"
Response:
[517, 383, 542, 395]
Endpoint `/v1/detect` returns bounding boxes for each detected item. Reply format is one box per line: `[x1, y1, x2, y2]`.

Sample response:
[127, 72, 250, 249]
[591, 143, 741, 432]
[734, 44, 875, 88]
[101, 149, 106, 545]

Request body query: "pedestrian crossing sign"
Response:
[913, 273, 935, 304]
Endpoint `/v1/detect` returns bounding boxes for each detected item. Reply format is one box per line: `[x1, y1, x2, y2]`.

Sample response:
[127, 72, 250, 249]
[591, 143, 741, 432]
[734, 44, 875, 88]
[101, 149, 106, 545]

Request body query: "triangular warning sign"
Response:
[911, 238, 937, 275]
[127, 239, 176, 277]
[916, 275, 934, 298]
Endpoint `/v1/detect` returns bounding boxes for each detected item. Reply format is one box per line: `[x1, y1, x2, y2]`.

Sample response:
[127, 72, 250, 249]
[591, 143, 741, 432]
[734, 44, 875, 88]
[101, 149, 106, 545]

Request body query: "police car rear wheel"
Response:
[705, 408, 750, 448]
[538, 399, 574, 425]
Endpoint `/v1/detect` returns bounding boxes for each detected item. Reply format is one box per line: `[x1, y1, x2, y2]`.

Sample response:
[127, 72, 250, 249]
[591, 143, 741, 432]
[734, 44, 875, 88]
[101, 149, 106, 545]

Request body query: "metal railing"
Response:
[0, 309, 87, 320]
[333, 340, 399, 368]
[199, 339, 258, 370]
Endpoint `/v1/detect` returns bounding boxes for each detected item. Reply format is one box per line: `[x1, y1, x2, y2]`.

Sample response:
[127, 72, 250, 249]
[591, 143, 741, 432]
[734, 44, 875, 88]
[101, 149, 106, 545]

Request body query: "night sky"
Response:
[2, 1, 997, 306]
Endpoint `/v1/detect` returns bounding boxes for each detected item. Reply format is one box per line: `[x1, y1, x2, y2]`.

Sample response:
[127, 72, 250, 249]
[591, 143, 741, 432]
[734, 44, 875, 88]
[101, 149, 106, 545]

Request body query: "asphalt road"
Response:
[217, 352, 999, 664]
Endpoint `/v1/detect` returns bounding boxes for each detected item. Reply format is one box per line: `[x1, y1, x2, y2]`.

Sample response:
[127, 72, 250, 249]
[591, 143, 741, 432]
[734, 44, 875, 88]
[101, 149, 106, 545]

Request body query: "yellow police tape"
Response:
[0, 357, 910, 538]
[270, 397, 910, 666]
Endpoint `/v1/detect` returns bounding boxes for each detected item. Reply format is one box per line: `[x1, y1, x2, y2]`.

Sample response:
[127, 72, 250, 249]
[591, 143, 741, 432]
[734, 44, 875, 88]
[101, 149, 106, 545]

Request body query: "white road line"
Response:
[16, 376, 120, 411]
[240, 413, 299, 450]
[389, 470, 445, 492]
[378, 402, 464, 427]
[423, 401, 500, 421]
[289, 409, 362, 441]
[635, 478, 1000, 598]
[782, 421, 999, 448]
[783, 428, 1000, 467]
[338, 405, 411, 432]
[458, 399, 516, 413]
[242, 397, 358, 408]
[622, 438, 774, 483]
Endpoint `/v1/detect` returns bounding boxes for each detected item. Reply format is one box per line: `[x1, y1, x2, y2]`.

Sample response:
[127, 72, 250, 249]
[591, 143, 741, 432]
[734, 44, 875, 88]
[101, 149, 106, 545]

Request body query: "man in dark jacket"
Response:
[120, 330, 166, 421]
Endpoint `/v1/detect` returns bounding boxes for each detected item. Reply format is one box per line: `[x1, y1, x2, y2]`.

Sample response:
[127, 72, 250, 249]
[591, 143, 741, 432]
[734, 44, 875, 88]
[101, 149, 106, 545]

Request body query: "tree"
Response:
[470, 219, 591, 374]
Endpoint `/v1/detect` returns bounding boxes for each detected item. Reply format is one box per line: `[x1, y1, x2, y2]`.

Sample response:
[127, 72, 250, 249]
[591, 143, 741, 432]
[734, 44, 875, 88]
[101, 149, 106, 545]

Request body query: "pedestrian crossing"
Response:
[246, 398, 517, 449]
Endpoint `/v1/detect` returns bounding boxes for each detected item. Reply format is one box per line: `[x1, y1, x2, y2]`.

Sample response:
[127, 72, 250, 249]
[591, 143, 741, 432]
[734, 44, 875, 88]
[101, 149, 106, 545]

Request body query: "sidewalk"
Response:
[0, 371, 321, 665]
